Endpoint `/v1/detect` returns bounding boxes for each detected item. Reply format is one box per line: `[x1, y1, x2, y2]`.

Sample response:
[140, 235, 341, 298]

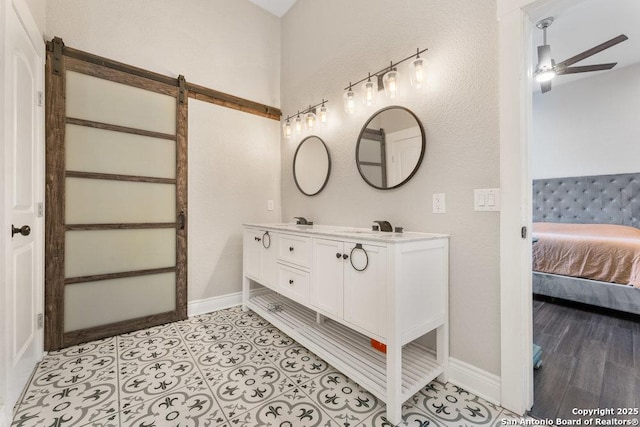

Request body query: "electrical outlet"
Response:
[433, 193, 446, 214]
[267, 200, 274, 211]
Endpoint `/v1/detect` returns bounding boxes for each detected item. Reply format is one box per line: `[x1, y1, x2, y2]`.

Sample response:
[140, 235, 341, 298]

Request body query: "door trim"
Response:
[44, 40, 188, 350]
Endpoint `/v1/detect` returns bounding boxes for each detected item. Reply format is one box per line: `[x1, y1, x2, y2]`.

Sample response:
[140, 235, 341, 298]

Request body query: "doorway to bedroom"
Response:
[528, 0, 640, 420]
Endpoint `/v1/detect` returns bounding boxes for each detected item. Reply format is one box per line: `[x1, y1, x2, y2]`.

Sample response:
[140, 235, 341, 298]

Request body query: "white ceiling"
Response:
[530, 0, 640, 88]
[248, 0, 297, 17]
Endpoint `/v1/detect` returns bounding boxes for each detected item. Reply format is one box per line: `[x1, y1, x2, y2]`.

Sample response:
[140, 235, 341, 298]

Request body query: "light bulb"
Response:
[534, 67, 556, 82]
[282, 119, 292, 139]
[343, 85, 358, 114]
[383, 68, 400, 99]
[362, 77, 376, 107]
[410, 57, 424, 89]
[294, 115, 303, 134]
[318, 103, 328, 123]
[305, 111, 316, 130]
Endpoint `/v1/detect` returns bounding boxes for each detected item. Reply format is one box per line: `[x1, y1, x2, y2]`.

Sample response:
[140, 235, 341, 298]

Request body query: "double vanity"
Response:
[242, 223, 449, 424]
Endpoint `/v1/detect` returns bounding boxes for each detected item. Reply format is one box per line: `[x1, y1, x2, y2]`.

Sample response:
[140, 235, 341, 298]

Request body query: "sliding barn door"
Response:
[45, 39, 187, 350]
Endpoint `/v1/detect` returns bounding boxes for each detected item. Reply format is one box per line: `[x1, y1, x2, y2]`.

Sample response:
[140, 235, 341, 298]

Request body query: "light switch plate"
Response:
[474, 189, 500, 211]
[267, 200, 274, 211]
[433, 193, 446, 214]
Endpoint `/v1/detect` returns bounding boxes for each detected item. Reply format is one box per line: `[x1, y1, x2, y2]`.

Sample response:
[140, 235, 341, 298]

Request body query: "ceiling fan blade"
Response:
[557, 34, 628, 67]
[557, 63, 617, 75]
[537, 44, 553, 68]
[540, 80, 552, 93]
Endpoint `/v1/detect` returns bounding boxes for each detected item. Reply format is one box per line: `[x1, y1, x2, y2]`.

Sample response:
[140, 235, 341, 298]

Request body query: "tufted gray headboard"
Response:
[532, 172, 640, 228]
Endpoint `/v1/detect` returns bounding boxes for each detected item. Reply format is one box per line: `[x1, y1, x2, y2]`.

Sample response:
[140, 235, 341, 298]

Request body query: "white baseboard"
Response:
[448, 357, 501, 405]
[187, 291, 242, 317]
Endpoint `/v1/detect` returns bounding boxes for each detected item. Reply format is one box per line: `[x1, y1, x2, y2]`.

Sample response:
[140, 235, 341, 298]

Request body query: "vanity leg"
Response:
[436, 323, 449, 383]
[386, 344, 403, 425]
[242, 276, 250, 312]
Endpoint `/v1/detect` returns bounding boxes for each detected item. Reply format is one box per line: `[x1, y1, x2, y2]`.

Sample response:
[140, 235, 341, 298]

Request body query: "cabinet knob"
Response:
[342, 254, 349, 260]
[289, 246, 294, 252]
[336, 253, 341, 259]
[289, 279, 294, 285]
[255, 237, 261, 242]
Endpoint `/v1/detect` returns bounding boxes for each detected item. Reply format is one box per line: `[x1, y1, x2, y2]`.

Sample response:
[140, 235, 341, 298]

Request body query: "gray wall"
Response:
[532, 62, 640, 179]
[281, 0, 501, 375]
[46, 0, 282, 303]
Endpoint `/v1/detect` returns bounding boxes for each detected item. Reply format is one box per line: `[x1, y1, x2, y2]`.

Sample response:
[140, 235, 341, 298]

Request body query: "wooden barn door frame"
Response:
[44, 37, 188, 350]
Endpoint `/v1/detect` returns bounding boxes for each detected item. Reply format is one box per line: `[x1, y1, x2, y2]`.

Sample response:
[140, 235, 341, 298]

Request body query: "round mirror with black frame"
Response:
[356, 106, 425, 190]
[293, 135, 331, 196]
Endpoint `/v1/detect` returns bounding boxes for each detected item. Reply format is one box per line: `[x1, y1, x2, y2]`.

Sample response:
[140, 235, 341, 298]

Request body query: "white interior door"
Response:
[3, 0, 44, 412]
[386, 127, 421, 187]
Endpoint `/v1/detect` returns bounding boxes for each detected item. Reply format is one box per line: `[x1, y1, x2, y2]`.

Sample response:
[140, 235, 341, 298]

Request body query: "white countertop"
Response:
[243, 223, 449, 243]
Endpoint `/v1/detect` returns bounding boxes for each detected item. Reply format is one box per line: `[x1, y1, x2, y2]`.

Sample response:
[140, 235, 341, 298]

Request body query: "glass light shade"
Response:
[318, 104, 328, 124]
[343, 87, 358, 114]
[361, 79, 377, 106]
[305, 111, 316, 130]
[282, 120, 292, 139]
[383, 69, 400, 99]
[534, 67, 556, 83]
[410, 57, 425, 89]
[294, 115, 303, 134]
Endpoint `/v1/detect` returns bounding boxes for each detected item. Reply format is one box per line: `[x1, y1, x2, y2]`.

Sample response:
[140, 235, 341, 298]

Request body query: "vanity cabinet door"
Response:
[244, 229, 263, 281]
[311, 239, 344, 319]
[343, 243, 387, 339]
[243, 229, 277, 290]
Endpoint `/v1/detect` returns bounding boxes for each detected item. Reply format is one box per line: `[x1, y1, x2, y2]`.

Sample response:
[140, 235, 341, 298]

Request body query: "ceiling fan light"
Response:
[534, 68, 556, 83]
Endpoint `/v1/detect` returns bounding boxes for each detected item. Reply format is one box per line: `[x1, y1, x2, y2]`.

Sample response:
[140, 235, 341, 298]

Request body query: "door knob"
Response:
[11, 224, 31, 237]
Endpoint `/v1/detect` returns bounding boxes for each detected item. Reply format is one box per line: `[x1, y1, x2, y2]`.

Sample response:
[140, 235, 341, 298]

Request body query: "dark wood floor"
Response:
[531, 296, 640, 421]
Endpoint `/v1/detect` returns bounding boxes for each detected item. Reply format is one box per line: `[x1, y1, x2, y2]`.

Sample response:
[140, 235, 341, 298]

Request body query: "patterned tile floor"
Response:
[12, 307, 523, 426]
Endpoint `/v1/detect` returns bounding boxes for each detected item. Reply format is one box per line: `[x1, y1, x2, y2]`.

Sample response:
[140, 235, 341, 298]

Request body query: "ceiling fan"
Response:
[534, 17, 628, 93]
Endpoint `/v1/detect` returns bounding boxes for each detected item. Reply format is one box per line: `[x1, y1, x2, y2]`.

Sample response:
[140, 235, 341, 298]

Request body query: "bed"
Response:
[532, 172, 640, 315]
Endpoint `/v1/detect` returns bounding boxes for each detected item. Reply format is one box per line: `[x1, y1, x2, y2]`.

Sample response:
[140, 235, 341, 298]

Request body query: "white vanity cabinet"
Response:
[242, 224, 449, 425]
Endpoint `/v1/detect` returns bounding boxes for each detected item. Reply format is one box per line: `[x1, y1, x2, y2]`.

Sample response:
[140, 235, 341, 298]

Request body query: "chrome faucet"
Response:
[373, 220, 393, 232]
[294, 217, 312, 225]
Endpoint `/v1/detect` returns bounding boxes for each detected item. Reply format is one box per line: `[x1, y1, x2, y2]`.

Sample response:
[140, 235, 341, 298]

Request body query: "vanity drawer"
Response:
[277, 263, 309, 305]
[277, 234, 311, 268]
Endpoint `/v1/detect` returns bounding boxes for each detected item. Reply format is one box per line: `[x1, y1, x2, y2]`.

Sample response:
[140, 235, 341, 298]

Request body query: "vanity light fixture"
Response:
[382, 62, 400, 99]
[343, 83, 358, 114]
[362, 73, 376, 107]
[281, 99, 329, 138]
[294, 112, 303, 135]
[343, 47, 428, 113]
[318, 100, 328, 123]
[282, 119, 292, 139]
[409, 48, 425, 89]
[305, 107, 317, 130]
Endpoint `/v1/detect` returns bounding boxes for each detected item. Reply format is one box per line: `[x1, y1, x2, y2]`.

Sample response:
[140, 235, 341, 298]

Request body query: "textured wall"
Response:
[45, 0, 282, 302]
[532, 62, 640, 179]
[188, 101, 280, 301]
[281, 0, 501, 375]
[23, 0, 44, 36]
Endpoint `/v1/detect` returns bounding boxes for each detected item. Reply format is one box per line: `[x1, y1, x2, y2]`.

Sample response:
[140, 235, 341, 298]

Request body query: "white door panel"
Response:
[3, 0, 44, 412]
